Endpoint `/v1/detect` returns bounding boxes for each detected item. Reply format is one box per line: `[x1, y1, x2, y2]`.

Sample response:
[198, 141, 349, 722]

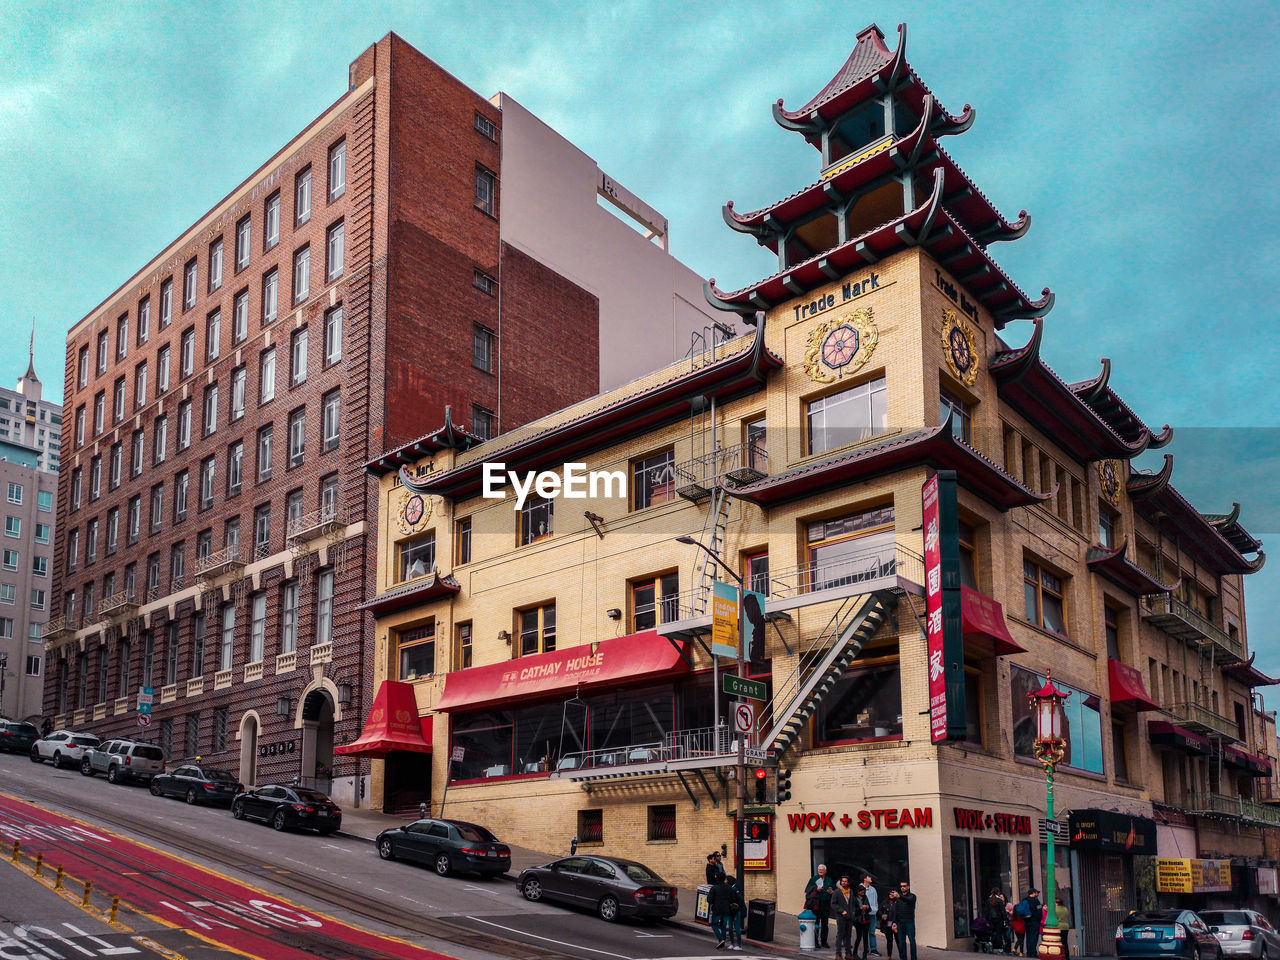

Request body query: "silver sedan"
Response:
[1200, 911, 1280, 960]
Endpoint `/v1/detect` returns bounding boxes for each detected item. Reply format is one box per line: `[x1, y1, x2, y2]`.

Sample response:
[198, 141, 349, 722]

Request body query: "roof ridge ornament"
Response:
[1127, 453, 1174, 499]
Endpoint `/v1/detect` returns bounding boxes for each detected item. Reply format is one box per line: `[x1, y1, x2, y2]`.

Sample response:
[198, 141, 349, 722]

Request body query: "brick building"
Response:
[357, 24, 1277, 953]
[42, 33, 725, 802]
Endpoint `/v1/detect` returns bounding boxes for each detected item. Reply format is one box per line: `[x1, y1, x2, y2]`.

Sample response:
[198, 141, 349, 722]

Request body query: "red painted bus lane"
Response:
[0, 793, 457, 960]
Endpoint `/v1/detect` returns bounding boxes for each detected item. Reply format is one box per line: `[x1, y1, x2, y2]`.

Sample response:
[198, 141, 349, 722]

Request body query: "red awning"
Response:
[334, 681, 433, 758]
[434, 630, 689, 713]
[1109, 659, 1161, 712]
[960, 585, 1026, 656]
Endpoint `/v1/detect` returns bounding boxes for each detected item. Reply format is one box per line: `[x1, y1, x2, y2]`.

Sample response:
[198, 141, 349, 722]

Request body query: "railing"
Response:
[1183, 791, 1280, 827]
[555, 724, 735, 774]
[1141, 593, 1242, 660]
[185, 677, 204, 697]
[309, 643, 333, 665]
[1168, 701, 1239, 740]
[195, 545, 244, 581]
[276, 651, 297, 674]
[99, 590, 139, 619]
[213, 668, 233, 690]
[287, 505, 346, 543]
[160, 683, 179, 703]
[244, 661, 264, 682]
[673, 441, 768, 500]
[43, 613, 76, 640]
[171, 576, 186, 592]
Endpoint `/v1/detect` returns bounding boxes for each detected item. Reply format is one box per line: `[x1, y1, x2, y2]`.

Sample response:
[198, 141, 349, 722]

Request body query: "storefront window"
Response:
[816, 654, 902, 744]
[1012, 666, 1104, 774]
[810, 836, 908, 892]
[975, 838, 1013, 902]
[951, 837, 973, 937]
[1016, 841, 1033, 899]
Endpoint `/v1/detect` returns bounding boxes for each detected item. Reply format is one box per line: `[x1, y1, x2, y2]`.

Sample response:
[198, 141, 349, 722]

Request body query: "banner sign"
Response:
[1068, 810, 1156, 853]
[924, 472, 965, 741]
[741, 589, 768, 664]
[711, 581, 739, 658]
[1156, 859, 1232, 894]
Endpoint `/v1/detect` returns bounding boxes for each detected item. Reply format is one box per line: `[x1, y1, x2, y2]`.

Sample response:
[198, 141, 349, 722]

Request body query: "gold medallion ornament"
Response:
[803, 307, 879, 384]
[940, 309, 978, 386]
[396, 490, 433, 535]
[1098, 459, 1122, 507]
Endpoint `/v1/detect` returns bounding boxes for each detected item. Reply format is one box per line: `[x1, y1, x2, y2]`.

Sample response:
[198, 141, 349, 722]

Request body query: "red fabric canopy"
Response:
[434, 630, 688, 712]
[1108, 659, 1160, 712]
[334, 681, 433, 758]
[960, 585, 1025, 656]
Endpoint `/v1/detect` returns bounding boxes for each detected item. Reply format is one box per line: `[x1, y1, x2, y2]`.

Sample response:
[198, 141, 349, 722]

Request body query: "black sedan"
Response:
[518, 855, 678, 923]
[376, 818, 511, 877]
[150, 764, 243, 805]
[0, 720, 39, 754]
[1117, 909, 1225, 960]
[230, 784, 341, 834]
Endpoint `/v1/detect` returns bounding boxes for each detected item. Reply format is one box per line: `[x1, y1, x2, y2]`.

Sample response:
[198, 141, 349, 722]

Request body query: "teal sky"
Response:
[2, 2, 1277, 675]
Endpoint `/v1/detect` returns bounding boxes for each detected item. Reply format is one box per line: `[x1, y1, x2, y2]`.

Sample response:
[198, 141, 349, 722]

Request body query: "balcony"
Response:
[1141, 593, 1243, 663]
[1168, 701, 1239, 741]
[43, 613, 77, 641]
[1183, 791, 1280, 828]
[673, 441, 767, 502]
[98, 590, 139, 621]
[195, 545, 245, 585]
[287, 505, 346, 546]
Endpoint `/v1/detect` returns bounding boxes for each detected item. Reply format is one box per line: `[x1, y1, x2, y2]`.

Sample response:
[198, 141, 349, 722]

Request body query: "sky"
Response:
[1, 1, 1277, 672]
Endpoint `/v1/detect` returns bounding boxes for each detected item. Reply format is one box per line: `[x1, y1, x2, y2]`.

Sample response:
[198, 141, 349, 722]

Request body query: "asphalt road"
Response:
[0, 750, 774, 960]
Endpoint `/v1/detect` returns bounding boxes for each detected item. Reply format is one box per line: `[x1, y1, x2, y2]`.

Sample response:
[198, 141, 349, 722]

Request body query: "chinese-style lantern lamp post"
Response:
[1029, 671, 1069, 960]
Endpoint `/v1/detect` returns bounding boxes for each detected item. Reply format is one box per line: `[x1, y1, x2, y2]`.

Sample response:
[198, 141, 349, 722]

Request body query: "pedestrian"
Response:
[726, 875, 747, 951]
[1010, 899, 1026, 956]
[706, 851, 726, 885]
[1017, 888, 1042, 960]
[862, 875, 881, 955]
[805, 863, 835, 950]
[831, 875, 855, 960]
[40, 717, 52, 737]
[879, 890, 899, 959]
[986, 888, 1009, 953]
[893, 879, 918, 960]
[1055, 898, 1069, 960]
[853, 884, 873, 960]
[709, 874, 736, 950]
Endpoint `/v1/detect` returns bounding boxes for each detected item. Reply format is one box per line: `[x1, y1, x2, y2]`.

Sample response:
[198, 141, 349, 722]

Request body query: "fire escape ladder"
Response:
[691, 484, 732, 616]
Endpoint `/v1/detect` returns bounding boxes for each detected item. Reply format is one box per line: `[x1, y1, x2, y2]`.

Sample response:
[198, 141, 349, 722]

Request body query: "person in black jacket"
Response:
[893, 880, 918, 960]
[726, 876, 747, 950]
[879, 890, 899, 958]
[986, 888, 1009, 954]
[706, 851, 726, 885]
[708, 875, 737, 949]
[830, 876, 856, 960]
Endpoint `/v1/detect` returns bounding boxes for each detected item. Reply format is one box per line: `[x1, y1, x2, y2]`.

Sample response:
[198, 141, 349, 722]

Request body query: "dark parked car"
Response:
[150, 764, 243, 805]
[376, 818, 511, 878]
[518, 855, 678, 922]
[1117, 909, 1225, 960]
[1198, 911, 1280, 959]
[0, 720, 39, 754]
[231, 784, 341, 834]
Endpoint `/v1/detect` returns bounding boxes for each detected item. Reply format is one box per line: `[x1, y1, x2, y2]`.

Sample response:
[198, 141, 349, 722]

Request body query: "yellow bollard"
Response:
[10, 839, 17, 862]
[110, 896, 119, 923]
[82, 880, 91, 906]
[34, 853, 43, 877]
[54, 865, 63, 889]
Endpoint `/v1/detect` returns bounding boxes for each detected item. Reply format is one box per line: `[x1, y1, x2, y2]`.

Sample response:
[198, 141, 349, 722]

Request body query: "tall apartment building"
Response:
[0, 354, 60, 720]
[43, 33, 724, 802]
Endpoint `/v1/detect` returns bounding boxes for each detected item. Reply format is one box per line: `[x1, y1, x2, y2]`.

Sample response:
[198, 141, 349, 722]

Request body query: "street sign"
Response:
[138, 714, 152, 727]
[744, 747, 766, 761]
[138, 686, 154, 716]
[733, 702, 754, 734]
[723, 674, 767, 702]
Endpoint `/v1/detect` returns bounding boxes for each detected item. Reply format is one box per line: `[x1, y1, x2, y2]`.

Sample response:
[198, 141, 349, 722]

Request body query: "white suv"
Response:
[31, 730, 100, 769]
[80, 738, 166, 784]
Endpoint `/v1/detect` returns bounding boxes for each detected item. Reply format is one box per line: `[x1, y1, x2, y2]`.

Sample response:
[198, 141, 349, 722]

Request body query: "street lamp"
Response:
[675, 535, 748, 889]
[1028, 670, 1069, 960]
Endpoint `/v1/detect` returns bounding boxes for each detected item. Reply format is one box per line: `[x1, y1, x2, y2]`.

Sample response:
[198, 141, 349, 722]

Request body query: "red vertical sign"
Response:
[923, 475, 946, 743]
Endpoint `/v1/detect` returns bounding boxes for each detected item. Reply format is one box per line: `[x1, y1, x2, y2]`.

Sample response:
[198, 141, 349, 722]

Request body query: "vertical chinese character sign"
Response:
[923, 471, 965, 742]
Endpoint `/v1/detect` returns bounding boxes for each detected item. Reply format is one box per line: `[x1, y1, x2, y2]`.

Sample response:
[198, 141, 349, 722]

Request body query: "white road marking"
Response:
[321, 844, 345, 852]
[467, 916, 635, 957]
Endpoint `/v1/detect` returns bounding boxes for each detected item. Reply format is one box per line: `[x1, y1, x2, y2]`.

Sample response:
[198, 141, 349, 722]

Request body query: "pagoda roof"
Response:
[707, 167, 1053, 327]
[1223, 654, 1280, 687]
[1069, 359, 1173, 450]
[357, 572, 462, 617]
[724, 416, 1049, 510]
[364, 405, 483, 474]
[1201, 502, 1265, 554]
[990, 320, 1161, 461]
[1128, 457, 1266, 575]
[775, 24, 970, 134]
[1086, 539, 1178, 596]
[725, 108, 1027, 248]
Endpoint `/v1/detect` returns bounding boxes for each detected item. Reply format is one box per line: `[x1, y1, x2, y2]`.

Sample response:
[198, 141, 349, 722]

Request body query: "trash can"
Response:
[798, 908, 817, 951]
[695, 884, 712, 925]
[747, 899, 776, 941]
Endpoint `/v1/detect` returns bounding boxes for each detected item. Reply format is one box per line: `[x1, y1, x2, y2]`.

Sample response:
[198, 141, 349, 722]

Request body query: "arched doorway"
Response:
[300, 689, 335, 793]
[238, 712, 259, 787]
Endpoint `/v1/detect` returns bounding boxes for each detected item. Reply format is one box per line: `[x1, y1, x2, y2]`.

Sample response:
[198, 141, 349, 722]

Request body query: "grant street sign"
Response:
[723, 674, 767, 702]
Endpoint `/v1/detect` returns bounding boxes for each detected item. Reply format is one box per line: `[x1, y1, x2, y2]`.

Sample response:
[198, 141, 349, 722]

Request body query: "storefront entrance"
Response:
[976, 839, 1013, 899]
[1068, 809, 1156, 955]
[383, 750, 433, 815]
[809, 836, 910, 889]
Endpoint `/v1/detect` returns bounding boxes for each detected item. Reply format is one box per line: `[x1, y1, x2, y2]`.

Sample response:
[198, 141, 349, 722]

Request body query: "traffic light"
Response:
[741, 817, 771, 842]
[753, 767, 768, 804]
[776, 767, 792, 803]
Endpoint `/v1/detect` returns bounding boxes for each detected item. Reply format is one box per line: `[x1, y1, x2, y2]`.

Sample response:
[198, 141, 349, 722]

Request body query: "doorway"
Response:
[239, 714, 259, 787]
[976, 839, 1013, 900]
[300, 689, 335, 793]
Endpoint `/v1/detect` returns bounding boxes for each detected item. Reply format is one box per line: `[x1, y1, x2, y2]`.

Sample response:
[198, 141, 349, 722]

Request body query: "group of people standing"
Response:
[706, 851, 748, 950]
[980, 887, 1067, 958]
[804, 865, 917, 960]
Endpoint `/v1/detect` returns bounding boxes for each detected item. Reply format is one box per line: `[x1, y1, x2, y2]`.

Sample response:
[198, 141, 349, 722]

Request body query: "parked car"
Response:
[517, 855, 678, 922]
[0, 720, 40, 754]
[231, 785, 341, 834]
[79, 738, 166, 784]
[1117, 909, 1225, 960]
[1198, 911, 1280, 959]
[30, 730, 100, 768]
[376, 818, 511, 877]
[149, 763, 243, 805]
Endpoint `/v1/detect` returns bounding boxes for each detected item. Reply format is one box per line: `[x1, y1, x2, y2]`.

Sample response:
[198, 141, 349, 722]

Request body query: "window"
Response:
[520, 495, 553, 545]
[197, 529, 212, 561]
[97, 330, 109, 373]
[227, 441, 243, 496]
[71, 468, 82, 511]
[805, 504, 895, 590]
[198, 386, 220, 441]
[208, 238, 223, 292]
[1105, 605, 1122, 660]
[150, 484, 164, 533]
[455, 517, 472, 566]
[398, 622, 435, 680]
[4, 516, 20, 539]
[3, 550, 17, 571]
[77, 345, 89, 388]
[106, 508, 118, 554]
[180, 327, 195, 378]
[231, 366, 246, 421]
[288, 408, 305, 466]
[0, 584, 13, 604]
[472, 405, 495, 441]
[1099, 507, 1117, 549]
[475, 166, 496, 215]
[290, 328, 308, 384]
[315, 569, 334, 645]
[235, 216, 251, 271]
[259, 347, 277, 403]
[647, 805, 676, 841]
[30, 588, 45, 610]
[166, 622, 180, 685]
[205, 309, 221, 362]
[746, 551, 769, 595]
[257, 424, 273, 481]
[0, 617, 10, 637]
[328, 140, 346, 199]
[264, 191, 280, 249]
[958, 521, 978, 589]
[160, 278, 173, 327]
[398, 533, 435, 582]
[322, 390, 340, 450]
[115, 316, 129, 360]
[75, 407, 85, 446]
[1012, 666, 1103, 773]
[632, 450, 675, 510]
[816, 650, 903, 743]
[35, 522, 50, 544]
[86, 520, 99, 559]
[319, 473, 338, 519]
[177, 399, 192, 449]
[137, 296, 150, 344]
[197, 457, 217, 510]
[473, 269, 496, 296]
[807, 377, 887, 455]
[473, 324, 494, 373]
[190, 614, 205, 679]
[518, 602, 556, 656]
[295, 167, 311, 225]
[474, 110, 497, 140]
[233, 290, 249, 344]
[174, 470, 189, 522]
[25, 655, 40, 677]
[185, 710, 200, 756]
[127, 496, 140, 543]
[262, 268, 278, 325]
[5, 483, 20, 504]
[1023, 558, 1067, 635]
[170, 543, 185, 588]
[219, 604, 234, 671]
[136, 361, 149, 409]
[455, 621, 472, 670]
[113, 377, 126, 421]
[281, 581, 298, 654]
[32, 556, 47, 578]
[93, 391, 104, 434]
[253, 504, 270, 557]
[183, 258, 197, 309]
[632, 573, 679, 631]
[153, 416, 168, 464]
[941, 386, 972, 442]
[326, 221, 344, 280]
[322, 306, 343, 366]
[292, 246, 310, 304]
[286, 489, 303, 529]
[250, 593, 266, 663]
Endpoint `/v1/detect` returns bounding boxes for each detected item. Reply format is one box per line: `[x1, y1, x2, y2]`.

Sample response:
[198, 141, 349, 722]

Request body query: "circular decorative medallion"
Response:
[804, 307, 878, 384]
[1099, 459, 1122, 507]
[940, 309, 979, 387]
[396, 491, 432, 535]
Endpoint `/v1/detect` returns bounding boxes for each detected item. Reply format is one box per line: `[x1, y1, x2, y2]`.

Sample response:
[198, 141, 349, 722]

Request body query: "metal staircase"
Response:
[759, 591, 895, 753]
